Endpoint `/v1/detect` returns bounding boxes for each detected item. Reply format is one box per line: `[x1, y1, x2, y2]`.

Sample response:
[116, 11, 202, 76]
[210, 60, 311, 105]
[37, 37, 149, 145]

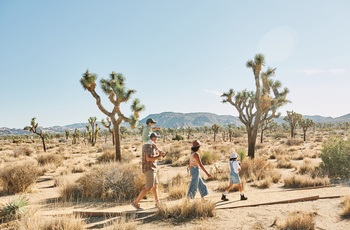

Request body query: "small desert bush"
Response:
[167, 173, 189, 200]
[240, 158, 281, 183]
[157, 199, 215, 220]
[272, 132, 288, 139]
[277, 211, 315, 230]
[201, 151, 219, 165]
[253, 177, 272, 189]
[276, 156, 296, 169]
[13, 146, 33, 157]
[283, 174, 330, 188]
[37, 153, 63, 166]
[0, 160, 41, 194]
[320, 137, 350, 179]
[97, 149, 115, 162]
[16, 212, 85, 230]
[208, 164, 229, 181]
[298, 159, 316, 176]
[60, 162, 142, 202]
[285, 139, 304, 146]
[0, 195, 29, 223]
[340, 195, 350, 218]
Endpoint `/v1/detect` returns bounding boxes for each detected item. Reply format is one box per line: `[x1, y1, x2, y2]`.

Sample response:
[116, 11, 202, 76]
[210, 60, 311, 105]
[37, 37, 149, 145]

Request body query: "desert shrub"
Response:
[172, 134, 184, 141]
[37, 153, 63, 166]
[97, 149, 115, 162]
[63, 163, 142, 202]
[320, 137, 350, 179]
[285, 139, 304, 146]
[167, 173, 189, 200]
[208, 164, 229, 181]
[253, 177, 272, 189]
[283, 174, 330, 188]
[215, 181, 241, 192]
[0, 160, 41, 194]
[201, 151, 219, 165]
[272, 132, 288, 139]
[276, 156, 296, 169]
[240, 158, 280, 183]
[13, 146, 33, 157]
[278, 211, 315, 230]
[16, 212, 85, 230]
[340, 195, 350, 218]
[0, 195, 29, 224]
[157, 199, 215, 220]
[298, 159, 316, 176]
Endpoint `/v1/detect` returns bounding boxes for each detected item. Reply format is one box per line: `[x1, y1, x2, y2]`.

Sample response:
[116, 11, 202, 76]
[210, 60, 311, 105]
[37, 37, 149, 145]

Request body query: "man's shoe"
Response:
[221, 194, 229, 201]
[240, 194, 248, 200]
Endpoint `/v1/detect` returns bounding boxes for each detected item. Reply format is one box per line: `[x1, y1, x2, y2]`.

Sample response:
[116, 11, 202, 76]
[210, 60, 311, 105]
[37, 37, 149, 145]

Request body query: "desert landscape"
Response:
[0, 125, 349, 230]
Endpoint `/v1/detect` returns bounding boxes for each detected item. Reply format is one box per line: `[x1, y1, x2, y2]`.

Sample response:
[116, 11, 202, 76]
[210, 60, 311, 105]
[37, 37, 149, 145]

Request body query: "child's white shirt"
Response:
[230, 160, 240, 174]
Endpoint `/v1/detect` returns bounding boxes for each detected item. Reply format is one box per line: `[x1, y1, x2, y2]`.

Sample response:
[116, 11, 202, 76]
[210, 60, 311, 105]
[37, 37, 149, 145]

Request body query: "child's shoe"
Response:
[240, 194, 248, 200]
[221, 194, 229, 201]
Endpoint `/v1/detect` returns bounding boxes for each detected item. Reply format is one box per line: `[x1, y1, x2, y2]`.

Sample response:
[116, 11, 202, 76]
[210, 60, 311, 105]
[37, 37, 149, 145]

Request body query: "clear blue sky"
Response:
[1, 0, 349, 129]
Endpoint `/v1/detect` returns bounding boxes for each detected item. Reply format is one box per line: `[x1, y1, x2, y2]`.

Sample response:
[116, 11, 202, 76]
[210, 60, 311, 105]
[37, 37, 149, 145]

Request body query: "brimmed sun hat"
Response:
[192, 140, 201, 147]
[230, 152, 238, 159]
[150, 132, 160, 139]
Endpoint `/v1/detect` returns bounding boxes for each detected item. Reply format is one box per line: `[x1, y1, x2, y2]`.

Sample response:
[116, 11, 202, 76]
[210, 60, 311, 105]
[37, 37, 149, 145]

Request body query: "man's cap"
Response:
[150, 132, 160, 139]
[230, 152, 238, 159]
[192, 140, 201, 147]
[146, 118, 157, 124]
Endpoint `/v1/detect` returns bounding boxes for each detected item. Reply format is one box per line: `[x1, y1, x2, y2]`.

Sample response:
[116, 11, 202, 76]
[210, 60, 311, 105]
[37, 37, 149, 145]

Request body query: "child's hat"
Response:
[230, 152, 238, 159]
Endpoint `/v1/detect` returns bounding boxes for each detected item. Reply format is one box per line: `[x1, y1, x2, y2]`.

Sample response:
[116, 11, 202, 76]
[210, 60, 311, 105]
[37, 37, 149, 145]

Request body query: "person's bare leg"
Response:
[225, 183, 234, 193]
[151, 184, 160, 206]
[133, 187, 152, 206]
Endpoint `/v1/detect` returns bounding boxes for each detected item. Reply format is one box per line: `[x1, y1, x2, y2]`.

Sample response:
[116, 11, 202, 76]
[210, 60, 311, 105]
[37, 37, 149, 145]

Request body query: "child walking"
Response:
[221, 152, 248, 201]
[187, 140, 212, 201]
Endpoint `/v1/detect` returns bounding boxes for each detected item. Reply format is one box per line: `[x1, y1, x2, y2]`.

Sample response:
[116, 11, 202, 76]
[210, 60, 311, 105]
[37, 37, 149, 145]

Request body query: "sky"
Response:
[1, 0, 350, 129]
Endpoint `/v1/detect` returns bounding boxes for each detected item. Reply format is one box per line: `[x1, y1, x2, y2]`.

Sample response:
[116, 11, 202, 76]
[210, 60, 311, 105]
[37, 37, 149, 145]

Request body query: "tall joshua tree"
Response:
[24, 117, 47, 152]
[212, 124, 221, 141]
[222, 54, 289, 158]
[80, 70, 144, 161]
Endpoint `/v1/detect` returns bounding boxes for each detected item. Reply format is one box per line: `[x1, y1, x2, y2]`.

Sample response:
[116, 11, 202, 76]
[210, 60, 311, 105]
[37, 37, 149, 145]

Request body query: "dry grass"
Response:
[276, 156, 296, 169]
[0, 159, 41, 194]
[200, 151, 219, 165]
[15, 210, 86, 230]
[37, 153, 63, 166]
[277, 211, 315, 230]
[167, 173, 189, 200]
[283, 174, 330, 188]
[340, 195, 350, 218]
[157, 199, 215, 220]
[240, 158, 281, 183]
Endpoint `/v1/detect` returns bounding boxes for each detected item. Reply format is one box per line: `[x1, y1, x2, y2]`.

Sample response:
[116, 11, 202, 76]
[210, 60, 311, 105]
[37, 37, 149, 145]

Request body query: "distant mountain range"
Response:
[1, 112, 350, 136]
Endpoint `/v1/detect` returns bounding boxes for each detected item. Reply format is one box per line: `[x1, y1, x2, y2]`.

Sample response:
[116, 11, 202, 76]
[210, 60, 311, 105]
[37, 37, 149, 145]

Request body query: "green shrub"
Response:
[320, 137, 350, 179]
[172, 134, 184, 141]
[201, 151, 219, 165]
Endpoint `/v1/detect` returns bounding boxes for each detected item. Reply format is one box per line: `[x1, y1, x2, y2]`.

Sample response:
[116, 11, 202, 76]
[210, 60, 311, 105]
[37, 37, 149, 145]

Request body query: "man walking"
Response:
[132, 132, 165, 210]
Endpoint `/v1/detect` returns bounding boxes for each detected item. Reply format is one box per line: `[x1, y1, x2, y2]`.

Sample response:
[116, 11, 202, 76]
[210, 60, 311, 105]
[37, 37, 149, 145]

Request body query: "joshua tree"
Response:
[65, 130, 70, 141]
[284, 110, 302, 139]
[101, 117, 115, 145]
[298, 118, 314, 141]
[24, 117, 47, 152]
[72, 128, 80, 144]
[212, 124, 221, 141]
[260, 119, 278, 143]
[222, 54, 289, 158]
[80, 70, 144, 161]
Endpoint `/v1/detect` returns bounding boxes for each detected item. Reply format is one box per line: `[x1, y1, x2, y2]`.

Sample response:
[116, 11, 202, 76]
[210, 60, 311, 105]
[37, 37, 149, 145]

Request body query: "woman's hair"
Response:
[229, 158, 237, 161]
[191, 146, 200, 152]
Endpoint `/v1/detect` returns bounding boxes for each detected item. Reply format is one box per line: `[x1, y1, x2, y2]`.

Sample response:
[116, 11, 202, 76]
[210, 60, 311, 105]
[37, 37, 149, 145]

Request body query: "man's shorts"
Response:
[229, 173, 241, 184]
[144, 170, 158, 188]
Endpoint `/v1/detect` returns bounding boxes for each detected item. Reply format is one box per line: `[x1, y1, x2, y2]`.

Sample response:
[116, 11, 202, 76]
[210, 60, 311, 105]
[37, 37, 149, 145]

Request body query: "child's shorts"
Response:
[229, 173, 241, 184]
